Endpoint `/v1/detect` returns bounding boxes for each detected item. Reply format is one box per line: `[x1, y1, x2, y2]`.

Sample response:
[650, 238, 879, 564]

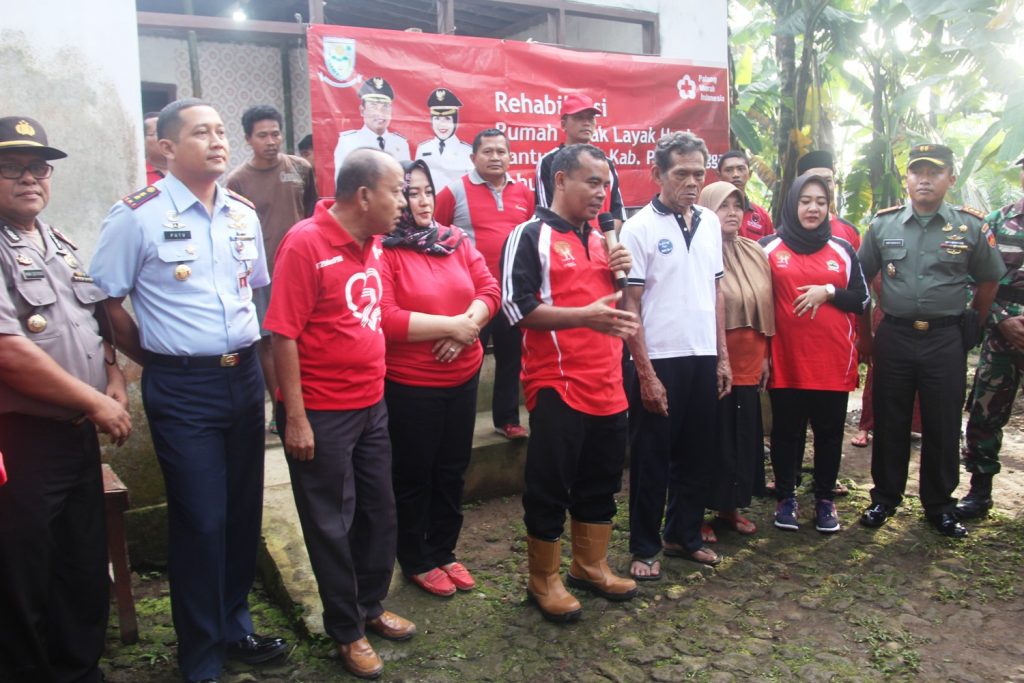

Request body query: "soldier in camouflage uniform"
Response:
[957, 156, 1024, 519]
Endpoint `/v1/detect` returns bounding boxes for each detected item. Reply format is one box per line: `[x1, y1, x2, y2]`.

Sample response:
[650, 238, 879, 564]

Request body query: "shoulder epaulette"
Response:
[956, 205, 987, 220]
[225, 188, 255, 210]
[49, 226, 78, 251]
[340, 129, 359, 137]
[875, 205, 903, 217]
[122, 185, 160, 210]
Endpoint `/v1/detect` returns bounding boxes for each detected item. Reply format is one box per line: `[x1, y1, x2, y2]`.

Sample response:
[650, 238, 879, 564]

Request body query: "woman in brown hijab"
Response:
[698, 181, 775, 539]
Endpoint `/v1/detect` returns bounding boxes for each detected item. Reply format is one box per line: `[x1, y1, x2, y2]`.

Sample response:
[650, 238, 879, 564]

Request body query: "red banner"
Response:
[308, 24, 729, 207]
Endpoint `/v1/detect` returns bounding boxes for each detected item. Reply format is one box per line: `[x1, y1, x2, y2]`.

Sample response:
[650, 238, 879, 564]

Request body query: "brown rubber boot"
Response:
[566, 520, 638, 602]
[526, 536, 582, 623]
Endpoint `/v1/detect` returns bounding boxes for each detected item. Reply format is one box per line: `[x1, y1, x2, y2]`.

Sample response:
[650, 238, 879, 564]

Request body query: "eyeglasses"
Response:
[0, 161, 54, 180]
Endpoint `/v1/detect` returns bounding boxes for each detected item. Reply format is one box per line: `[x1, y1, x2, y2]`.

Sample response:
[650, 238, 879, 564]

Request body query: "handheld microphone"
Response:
[598, 212, 628, 290]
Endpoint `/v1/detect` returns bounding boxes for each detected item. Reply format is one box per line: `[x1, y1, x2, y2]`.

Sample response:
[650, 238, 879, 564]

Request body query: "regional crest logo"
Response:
[321, 37, 359, 88]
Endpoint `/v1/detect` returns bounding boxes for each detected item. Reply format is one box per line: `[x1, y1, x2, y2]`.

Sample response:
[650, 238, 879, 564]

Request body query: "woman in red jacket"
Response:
[759, 174, 869, 534]
[379, 160, 500, 597]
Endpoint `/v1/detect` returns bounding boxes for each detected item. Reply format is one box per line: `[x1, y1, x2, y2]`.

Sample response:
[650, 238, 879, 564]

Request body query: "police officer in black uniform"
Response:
[857, 143, 1005, 538]
[0, 115, 132, 683]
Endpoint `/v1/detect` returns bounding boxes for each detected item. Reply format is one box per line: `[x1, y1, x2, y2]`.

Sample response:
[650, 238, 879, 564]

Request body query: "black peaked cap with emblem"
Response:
[0, 116, 67, 160]
[797, 150, 834, 175]
[358, 77, 395, 102]
[908, 143, 955, 169]
[427, 88, 463, 116]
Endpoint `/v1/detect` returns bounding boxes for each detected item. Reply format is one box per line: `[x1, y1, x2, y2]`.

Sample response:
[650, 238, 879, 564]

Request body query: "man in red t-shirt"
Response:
[718, 150, 774, 241]
[265, 149, 415, 681]
[502, 144, 639, 623]
[435, 128, 535, 439]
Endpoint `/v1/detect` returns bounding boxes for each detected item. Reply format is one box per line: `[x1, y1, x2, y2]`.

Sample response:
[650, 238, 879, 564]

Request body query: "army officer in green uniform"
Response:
[856, 143, 1005, 538]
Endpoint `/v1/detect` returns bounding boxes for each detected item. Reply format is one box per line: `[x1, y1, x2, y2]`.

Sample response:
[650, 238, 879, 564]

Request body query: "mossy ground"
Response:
[102, 408, 1024, 682]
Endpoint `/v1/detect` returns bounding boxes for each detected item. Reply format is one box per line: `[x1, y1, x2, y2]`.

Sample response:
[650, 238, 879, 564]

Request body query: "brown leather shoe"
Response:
[565, 520, 638, 602]
[365, 611, 417, 641]
[337, 637, 383, 680]
[526, 536, 582, 623]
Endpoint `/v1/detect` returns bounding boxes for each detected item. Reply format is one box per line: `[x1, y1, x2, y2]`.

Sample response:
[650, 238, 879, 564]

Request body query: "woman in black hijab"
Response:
[758, 174, 869, 535]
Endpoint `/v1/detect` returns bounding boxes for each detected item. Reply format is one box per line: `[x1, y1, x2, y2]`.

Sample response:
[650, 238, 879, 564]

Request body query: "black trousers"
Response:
[479, 313, 523, 428]
[522, 388, 627, 540]
[708, 384, 763, 511]
[277, 400, 396, 645]
[628, 356, 717, 557]
[142, 353, 265, 681]
[385, 377, 478, 575]
[0, 414, 107, 683]
[769, 388, 847, 501]
[870, 319, 965, 516]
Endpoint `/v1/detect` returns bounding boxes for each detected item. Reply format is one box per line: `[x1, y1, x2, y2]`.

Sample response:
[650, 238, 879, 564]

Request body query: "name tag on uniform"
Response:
[230, 233, 255, 241]
[21, 269, 44, 280]
[164, 230, 192, 240]
[882, 238, 904, 247]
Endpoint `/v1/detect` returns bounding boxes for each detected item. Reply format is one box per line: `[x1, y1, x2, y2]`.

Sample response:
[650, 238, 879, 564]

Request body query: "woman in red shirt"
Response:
[759, 174, 868, 534]
[379, 160, 500, 597]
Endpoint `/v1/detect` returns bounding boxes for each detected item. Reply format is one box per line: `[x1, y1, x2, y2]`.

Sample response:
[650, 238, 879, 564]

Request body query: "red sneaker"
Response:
[408, 568, 456, 597]
[441, 562, 476, 591]
[496, 424, 529, 440]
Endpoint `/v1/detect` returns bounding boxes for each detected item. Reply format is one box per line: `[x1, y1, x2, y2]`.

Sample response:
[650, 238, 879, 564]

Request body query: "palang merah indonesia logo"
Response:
[321, 37, 359, 88]
[677, 75, 697, 100]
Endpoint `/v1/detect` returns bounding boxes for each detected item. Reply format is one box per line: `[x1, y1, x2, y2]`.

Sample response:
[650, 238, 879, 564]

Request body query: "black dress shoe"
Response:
[226, 633, 288, 664]
[929, 512, 968, 538]
[859, 503, 895, 528]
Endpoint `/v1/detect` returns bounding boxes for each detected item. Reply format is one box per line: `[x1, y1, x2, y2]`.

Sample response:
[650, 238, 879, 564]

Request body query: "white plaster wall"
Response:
[1, 0, 143, 260]
[574, 0, 728, 64]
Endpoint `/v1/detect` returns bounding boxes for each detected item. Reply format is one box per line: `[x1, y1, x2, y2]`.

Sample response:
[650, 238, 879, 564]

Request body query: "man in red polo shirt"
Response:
[717, 150, 774, 240]
[502, 144, 639, 623]
[266, 148, 416, 681]
[435, 128, 535, 439]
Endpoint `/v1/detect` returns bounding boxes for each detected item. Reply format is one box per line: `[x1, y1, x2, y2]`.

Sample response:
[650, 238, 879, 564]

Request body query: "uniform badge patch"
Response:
[225, 188, 255, 210]
[122, 186, 160, 210]
[658, 239, 673, 254]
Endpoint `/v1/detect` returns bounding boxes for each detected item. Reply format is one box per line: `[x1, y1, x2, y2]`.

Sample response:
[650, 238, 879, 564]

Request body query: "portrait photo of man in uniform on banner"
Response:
[332, 76, 411, 174]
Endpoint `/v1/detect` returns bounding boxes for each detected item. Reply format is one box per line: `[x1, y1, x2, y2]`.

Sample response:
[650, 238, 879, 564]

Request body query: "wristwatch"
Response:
[825, 283, 836, 300]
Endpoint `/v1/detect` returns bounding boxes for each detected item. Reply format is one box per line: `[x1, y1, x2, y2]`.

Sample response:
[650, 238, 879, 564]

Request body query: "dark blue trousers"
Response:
[142, 352, 265, 682]
[628, 356, 717, 557]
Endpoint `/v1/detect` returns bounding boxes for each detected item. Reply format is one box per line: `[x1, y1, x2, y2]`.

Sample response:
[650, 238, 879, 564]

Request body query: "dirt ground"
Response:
[102, 402, 1024, 682]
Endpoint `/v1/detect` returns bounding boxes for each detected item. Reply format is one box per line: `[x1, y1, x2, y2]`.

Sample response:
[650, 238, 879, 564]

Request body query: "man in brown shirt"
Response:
[227, 105, 316, 426]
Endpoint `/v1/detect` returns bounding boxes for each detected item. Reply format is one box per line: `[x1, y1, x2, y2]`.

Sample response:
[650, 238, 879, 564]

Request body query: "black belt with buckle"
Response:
[883, 314, 962, 331]
[997, 285, 1024, 305]
[146, 343, 256, 369]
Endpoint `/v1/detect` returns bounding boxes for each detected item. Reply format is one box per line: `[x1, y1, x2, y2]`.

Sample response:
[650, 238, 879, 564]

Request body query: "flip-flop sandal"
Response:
[719, 513, 757, 535]
[701, 522, 718, 543]
[850, 432, 871, 448]
[630, 556, 662, 582]
[663, 543, 721, 566]
[684, 546, 722, 567]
